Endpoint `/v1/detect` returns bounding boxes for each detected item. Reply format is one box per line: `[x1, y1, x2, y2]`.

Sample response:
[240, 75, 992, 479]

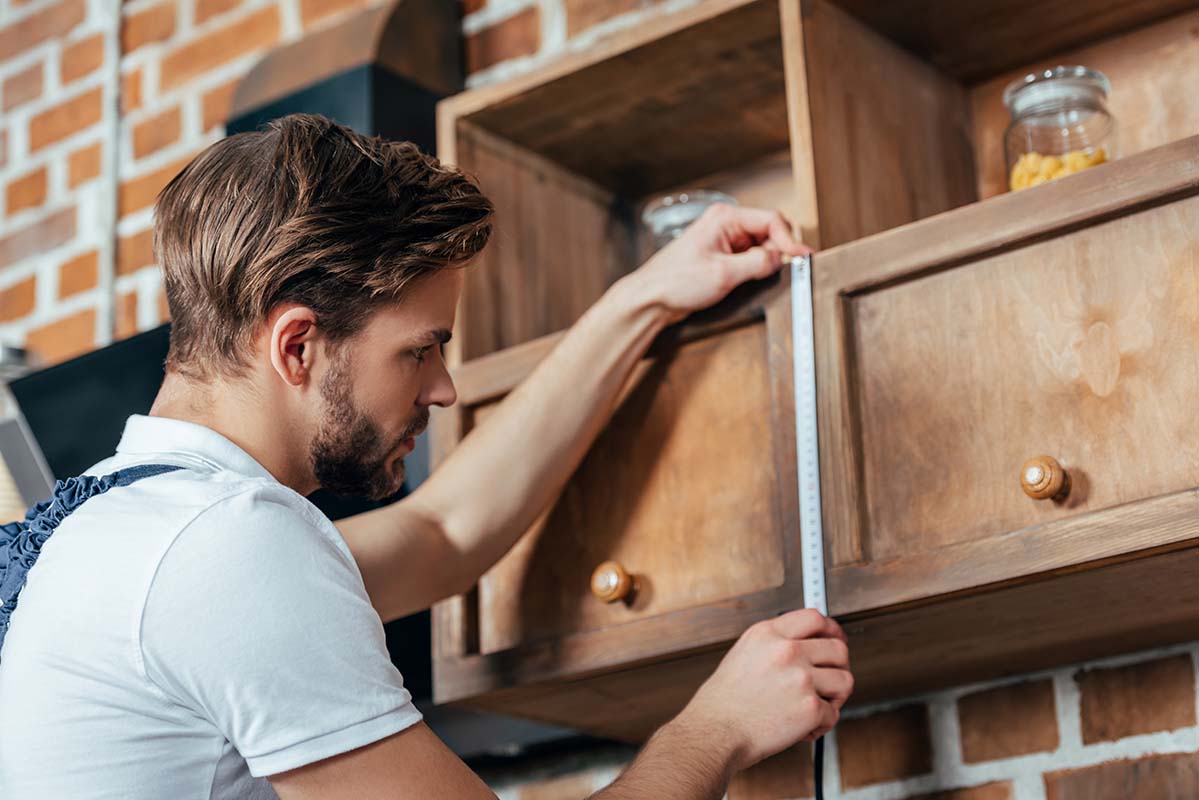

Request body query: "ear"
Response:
[268, 305, 320, 387]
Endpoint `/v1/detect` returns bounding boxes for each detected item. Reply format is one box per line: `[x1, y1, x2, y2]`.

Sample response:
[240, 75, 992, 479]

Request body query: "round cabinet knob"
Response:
[591, 561, 634, 604]
[1021, 455, 1068, 500]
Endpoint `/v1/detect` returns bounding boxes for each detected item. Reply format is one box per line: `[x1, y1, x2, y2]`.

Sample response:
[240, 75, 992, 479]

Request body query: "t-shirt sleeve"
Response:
[139, 485, 422, 777]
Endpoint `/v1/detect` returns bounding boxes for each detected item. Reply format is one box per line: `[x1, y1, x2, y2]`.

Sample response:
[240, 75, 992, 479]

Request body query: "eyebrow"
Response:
[415, 329, 453, 346]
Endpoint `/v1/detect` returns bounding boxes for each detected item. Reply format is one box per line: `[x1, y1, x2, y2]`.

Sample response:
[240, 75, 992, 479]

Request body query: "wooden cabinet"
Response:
[430, 0, 1199, 740]
[818, 136, 1199, 702]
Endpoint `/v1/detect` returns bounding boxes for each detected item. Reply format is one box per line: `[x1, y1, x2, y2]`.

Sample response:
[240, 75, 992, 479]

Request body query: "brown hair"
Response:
[154, 112, 492, 380]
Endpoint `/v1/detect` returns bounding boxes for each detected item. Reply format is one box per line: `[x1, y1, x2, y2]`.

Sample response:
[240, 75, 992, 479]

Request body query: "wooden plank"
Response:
[802, 0, 978, 247]
[832, 489, 1199, 615]
[970, 9, 1199, 200]
[452, 123, 636, 359]
[814, 134, 1199, 295]
[830, 0, 1195, 83]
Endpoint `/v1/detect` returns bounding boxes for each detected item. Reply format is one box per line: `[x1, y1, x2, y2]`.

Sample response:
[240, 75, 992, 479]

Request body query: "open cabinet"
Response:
[430, 0, 1199, 740]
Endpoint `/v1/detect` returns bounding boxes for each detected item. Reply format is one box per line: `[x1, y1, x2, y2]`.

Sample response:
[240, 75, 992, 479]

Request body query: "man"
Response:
[0, 114, 851, 799]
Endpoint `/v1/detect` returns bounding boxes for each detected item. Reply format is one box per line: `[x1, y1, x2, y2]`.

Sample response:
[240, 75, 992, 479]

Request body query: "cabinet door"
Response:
[815, 137, 1199, 618]
[431, 277, 805, 703]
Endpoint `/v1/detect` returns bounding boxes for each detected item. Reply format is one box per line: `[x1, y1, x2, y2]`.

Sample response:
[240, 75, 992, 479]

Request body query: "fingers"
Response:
[717, 246, 786, 284]
[800, 637, 850, 669]
[812, 667, 855, 709]
[771, 608, 846, 643]
[705, 204, 811, 257]
[804, 696, 840, 741]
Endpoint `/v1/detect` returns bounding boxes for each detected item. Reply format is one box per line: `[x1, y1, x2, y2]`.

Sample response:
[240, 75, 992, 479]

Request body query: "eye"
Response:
[411, 345, 432, 364]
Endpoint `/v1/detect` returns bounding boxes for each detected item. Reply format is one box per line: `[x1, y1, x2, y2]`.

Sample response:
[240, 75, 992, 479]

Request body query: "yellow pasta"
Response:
[1009, 148, 1107, 192]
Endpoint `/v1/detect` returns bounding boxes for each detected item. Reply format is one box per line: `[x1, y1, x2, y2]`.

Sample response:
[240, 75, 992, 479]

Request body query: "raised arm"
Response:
[340, 204, 809, 622]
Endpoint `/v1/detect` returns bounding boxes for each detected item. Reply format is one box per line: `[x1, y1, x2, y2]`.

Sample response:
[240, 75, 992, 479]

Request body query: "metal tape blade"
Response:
[790, 254, 828, 616]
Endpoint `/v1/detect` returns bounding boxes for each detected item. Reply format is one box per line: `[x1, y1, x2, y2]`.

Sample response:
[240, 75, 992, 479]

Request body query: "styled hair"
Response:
[154, 112, 492, 379]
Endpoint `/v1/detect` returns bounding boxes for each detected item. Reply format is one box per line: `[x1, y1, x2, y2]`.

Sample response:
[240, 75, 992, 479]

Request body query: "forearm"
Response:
[590, 715, 741, 800]
[408, 273, 672, 585]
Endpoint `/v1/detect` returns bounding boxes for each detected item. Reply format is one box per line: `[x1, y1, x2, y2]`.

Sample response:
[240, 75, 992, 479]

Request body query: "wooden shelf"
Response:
[443, 0, 788, 196]
[835, 0, 1196, 82]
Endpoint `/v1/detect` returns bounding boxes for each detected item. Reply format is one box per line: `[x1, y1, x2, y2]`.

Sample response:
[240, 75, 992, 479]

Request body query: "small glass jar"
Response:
[640, 190, 738, 251]
[1003, 65, 1116, 192]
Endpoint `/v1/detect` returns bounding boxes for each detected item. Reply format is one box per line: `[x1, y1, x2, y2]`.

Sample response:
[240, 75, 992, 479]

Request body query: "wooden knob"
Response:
[1021, 455, 1068, 500]
[591, 561, 634, 604]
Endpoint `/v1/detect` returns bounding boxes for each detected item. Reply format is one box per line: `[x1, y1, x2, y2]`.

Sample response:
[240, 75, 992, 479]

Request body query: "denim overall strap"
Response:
[0, 463, 183, 654]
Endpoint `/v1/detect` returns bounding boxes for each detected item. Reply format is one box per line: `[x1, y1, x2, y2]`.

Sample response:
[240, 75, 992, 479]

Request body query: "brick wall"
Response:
[0, 0, 385, 366]
[2, 0, 1197, 796]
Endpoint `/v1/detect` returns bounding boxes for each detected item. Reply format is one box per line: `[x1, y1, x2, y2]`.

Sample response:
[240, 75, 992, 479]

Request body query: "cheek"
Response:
[357, 362, 423, 424]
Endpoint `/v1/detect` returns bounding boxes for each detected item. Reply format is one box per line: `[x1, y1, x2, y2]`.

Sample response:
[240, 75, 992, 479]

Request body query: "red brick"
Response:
[121, 67, 143, 113]
[196, 0, 241, 24]
[1077, 654, 1196, 744]
[157, 287, 170, 323]
[26, 308, 96, 364]
[3, 62, 43, 112]
[728, 743, 813, 799]
[565, 0, 660, 36]
[132, 106, 181, 159]
[837, 704, 933, 789]
[958, 680, 1058, 763]
[68, 141, 103, 188]
[29, 87, 103, 152]
[58, 250, 98, 298]
[300, 0, 373, 29]
[201, 78, 238, 132]
[6, 167, 48, 215]
[121, 2, 175, 53]
[465, 6, 539, 74]
[0, 275, 36, 322]
[118, 154, 194, 218]
[910, 783, 1012, 800]
[60, 33, 104, 84]
[1045, 752, 1199, 800]
[116, 290, 139, 338]
[0, 0, 86, 62]
[0, 130, 6, 169]
[0, 207, 75, 270]
[117, 227, 156, 275]
[159, 6, 280, 91]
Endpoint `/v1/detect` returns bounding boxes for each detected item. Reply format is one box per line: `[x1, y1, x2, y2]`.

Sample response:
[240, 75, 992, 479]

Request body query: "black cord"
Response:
[813, 736, 825, 800]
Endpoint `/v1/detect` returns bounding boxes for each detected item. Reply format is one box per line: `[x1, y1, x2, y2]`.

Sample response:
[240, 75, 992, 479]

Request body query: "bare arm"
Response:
[339, 205, 810, 622]
[270, 610, 852, 800]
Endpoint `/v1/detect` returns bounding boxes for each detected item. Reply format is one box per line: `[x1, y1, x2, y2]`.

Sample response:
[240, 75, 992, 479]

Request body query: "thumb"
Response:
[717, 246, 785, 285]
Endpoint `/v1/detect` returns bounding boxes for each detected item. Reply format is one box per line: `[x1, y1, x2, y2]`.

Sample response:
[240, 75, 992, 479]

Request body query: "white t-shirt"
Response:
[0, 415, 423, 799]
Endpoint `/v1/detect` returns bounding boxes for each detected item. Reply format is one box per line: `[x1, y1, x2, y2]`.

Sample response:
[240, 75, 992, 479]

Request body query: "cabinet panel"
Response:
[853, 193, 1199, 562]
[475, 322, 787, 655]
[816, 135, 1199, 621]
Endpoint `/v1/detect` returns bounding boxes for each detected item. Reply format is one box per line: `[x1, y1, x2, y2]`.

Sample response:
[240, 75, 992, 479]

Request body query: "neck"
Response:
[149, 372, 317, 494]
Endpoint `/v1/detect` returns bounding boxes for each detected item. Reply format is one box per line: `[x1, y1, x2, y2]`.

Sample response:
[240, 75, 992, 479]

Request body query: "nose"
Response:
[422, 355, 457, 408]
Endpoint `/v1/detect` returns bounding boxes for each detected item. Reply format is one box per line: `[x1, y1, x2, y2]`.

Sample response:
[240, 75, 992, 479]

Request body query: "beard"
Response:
[310, 350, 428, 500]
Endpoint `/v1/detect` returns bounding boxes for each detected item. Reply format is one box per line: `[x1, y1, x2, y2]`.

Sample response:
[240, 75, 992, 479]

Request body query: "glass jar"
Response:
[640, 190, 737, 250]
[1003, 65, 1116, 192]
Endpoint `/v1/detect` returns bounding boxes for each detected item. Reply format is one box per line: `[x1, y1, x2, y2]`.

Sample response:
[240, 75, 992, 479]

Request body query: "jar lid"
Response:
[1003, 65, 1111, 116]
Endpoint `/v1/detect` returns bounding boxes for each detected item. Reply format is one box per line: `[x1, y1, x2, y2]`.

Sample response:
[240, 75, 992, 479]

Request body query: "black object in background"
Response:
[10, 324, 171, 480]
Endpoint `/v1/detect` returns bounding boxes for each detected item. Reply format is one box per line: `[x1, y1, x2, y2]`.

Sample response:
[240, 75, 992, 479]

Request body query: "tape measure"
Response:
[790, 254, 833, 799]
[790, 254, 828, 617]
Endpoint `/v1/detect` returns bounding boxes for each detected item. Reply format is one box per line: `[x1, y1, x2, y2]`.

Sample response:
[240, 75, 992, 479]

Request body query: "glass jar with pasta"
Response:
[1004, 65, 1116, 192]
